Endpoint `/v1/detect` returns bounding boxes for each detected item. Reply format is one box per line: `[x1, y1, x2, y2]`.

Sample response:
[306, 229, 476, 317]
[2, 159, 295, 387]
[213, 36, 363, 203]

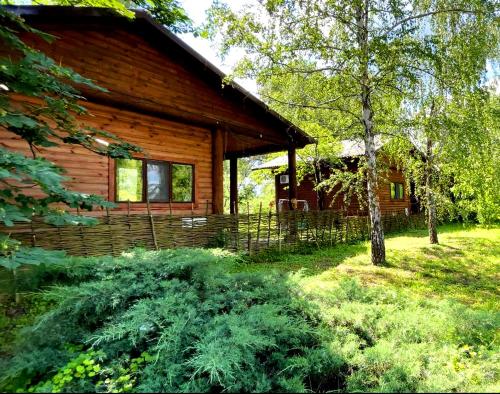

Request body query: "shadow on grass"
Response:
[241, 223, 499, 309]
[384, 222, 480, 240]
[380, 234, 499, 308]
[238, 242, 370, 276]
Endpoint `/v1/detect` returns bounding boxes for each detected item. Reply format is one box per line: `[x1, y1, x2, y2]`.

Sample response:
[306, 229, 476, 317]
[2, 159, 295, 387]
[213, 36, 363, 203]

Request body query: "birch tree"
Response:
[393, 8, 499, 243]
[208, 0, 496, 264]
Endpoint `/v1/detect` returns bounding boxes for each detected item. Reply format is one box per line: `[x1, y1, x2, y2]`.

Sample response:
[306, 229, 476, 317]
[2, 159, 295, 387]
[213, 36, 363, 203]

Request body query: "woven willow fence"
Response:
[0, 209, 426, 257]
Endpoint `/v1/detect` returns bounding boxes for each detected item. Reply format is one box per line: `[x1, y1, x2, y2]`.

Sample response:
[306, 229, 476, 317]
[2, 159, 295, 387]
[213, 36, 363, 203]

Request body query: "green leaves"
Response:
[0, 8, 143, 228]
[0, 244, 67, 271]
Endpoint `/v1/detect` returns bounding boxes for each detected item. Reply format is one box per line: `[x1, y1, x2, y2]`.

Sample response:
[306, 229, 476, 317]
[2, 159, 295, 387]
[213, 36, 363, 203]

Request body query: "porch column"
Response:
[212, 127, 224, 214]
[229, 157, 238, 214]
[288, 146, 297, 210]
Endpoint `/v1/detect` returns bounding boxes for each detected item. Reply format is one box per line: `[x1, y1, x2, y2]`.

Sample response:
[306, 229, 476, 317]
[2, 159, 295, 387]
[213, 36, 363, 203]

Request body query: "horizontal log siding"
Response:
[378, 168, 410, 213]
[276, 167, 410, 214]
[0, 100, 213, 215]
[21, 25, 286, 155]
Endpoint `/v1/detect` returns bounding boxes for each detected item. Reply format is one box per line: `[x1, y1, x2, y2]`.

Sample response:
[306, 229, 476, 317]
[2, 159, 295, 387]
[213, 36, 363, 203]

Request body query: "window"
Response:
[116, 159, 143, 202]
[147, 161, 169, 202]
[171, 164, 193, 202]
[115, 159, 194, 203]
[390, 182, 404, 200]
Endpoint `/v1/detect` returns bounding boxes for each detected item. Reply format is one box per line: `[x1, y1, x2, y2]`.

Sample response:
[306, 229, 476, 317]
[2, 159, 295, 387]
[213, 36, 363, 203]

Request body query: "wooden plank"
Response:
[212, 128, 224, 214]
[288, 146, 297, 210]
[229, 157, 238, 214]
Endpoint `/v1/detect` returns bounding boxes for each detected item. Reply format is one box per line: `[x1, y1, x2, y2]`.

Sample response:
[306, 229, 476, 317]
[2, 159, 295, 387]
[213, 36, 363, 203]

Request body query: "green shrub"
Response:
[0, 248, 345, 393]
[313, 278, 500, 392]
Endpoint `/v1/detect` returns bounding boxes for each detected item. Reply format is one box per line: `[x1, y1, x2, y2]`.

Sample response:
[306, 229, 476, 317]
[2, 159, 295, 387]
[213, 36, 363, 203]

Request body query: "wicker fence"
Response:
[0, 209, 426, 257]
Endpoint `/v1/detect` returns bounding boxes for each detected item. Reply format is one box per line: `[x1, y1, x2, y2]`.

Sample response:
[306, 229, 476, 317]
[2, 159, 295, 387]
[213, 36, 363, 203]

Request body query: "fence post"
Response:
[146, 198, 159, 251]
[267, 208, 272, 248]
[345, 213, 349, 244]
[106, 207, 115, 256]
[76, 206, 88, 256]
[278, 210, 282, 253]
[329, 211, 333, 247]
[247, 202, 252, 255]
[256, 202, 262, 252]
[233, 201, 240, 251]
[30, 220, 36, 247]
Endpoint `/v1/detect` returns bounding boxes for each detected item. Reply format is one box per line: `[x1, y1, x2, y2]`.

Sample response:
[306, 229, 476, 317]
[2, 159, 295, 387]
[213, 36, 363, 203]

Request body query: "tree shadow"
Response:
[239, 242, 370, 276]
[379, 236, 499, 307]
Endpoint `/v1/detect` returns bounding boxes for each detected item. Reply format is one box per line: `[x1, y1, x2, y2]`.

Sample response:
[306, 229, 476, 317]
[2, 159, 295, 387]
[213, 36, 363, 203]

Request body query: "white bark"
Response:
[357, 0, 386, 265]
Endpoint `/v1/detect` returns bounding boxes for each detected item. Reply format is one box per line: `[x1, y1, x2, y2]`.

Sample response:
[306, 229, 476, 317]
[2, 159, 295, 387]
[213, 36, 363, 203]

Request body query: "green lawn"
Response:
[240, 223, 500, 310]
[238, 223, 500, 391]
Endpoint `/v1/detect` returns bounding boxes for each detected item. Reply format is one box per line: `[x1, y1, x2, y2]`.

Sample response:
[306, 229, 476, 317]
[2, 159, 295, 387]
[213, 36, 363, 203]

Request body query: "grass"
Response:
[240, 223, 500, 310]
[1, 223, 498, 392]
[238, 224, 500, 392]
[236, 223, 500, 391]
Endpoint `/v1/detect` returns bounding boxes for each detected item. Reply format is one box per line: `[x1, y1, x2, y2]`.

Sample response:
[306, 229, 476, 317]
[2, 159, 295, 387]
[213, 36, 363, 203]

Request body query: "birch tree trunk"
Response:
[426, 137, 439, 244]
[357, 0, 386, 265]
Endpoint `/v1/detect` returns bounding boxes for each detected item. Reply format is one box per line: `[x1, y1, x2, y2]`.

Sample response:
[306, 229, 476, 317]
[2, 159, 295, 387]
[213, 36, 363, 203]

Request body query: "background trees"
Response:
[208, 0, 498, 261]
[389, 8, 499, 241]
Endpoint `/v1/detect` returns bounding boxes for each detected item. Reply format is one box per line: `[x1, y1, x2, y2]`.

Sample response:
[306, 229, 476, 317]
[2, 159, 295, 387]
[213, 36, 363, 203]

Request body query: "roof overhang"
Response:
[5, 5, 315, 158]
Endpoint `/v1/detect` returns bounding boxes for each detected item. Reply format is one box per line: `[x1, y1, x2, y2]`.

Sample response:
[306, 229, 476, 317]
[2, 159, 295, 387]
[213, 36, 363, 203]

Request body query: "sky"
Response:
[177, 0, 259, 94]
[177, 0, 499, 94]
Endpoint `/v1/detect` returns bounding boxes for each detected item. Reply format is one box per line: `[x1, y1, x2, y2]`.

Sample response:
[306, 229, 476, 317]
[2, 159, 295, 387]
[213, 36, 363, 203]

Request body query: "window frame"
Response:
[114, 158, 195, 204]
[390, 182, 405, 200]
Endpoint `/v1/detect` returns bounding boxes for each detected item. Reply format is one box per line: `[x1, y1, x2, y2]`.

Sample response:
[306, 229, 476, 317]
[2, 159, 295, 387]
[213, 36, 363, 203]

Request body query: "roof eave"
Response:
[6, 5, 314, 147]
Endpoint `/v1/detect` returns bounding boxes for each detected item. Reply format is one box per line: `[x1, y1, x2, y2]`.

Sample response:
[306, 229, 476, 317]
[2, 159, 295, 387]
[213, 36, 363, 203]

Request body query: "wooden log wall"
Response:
[0, 100, 213, 215]
[19, 23, 293, 155]
[276, 167, 411, 214]
[0, 210, 426, 257]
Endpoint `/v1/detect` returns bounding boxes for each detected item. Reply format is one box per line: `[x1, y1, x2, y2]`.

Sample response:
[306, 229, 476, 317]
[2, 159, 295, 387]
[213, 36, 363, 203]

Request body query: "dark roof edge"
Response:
[5, 5, 314, 147]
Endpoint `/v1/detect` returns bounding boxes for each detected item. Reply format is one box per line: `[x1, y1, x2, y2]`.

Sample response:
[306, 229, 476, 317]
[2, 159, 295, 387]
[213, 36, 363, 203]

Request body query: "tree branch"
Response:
[262, 93, 361, 120]
[382, 8, 483, 36]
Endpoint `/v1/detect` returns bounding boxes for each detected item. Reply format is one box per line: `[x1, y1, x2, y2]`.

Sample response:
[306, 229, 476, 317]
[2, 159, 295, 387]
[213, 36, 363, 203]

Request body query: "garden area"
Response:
[1, 224, 498, 392]
[1, 1, 499, 393]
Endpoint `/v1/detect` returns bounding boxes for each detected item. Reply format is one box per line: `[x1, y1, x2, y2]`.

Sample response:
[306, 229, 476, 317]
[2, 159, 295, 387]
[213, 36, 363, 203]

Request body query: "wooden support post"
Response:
[229, 157, 238, 215]
[212, 127, 224, 215]
[287, 146, 297, 210]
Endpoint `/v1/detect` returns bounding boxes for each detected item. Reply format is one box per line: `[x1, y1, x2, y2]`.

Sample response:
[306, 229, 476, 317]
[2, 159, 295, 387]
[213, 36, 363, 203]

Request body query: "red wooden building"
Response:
[1, 6, 313, 216]
[254, 139, 418, 215]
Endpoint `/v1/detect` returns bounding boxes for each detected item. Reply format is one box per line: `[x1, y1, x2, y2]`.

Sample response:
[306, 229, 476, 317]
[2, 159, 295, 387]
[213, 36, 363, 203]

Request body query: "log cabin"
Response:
[254, 139, 420, 215]
[1, 5, 313, 216]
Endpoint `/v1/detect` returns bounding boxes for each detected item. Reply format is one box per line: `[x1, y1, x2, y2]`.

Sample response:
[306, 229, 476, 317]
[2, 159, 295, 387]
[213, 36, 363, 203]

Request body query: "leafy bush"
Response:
[0, 248, 345, 393]
[2, 246, 498, 393]
[311, 278, 500, 392]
